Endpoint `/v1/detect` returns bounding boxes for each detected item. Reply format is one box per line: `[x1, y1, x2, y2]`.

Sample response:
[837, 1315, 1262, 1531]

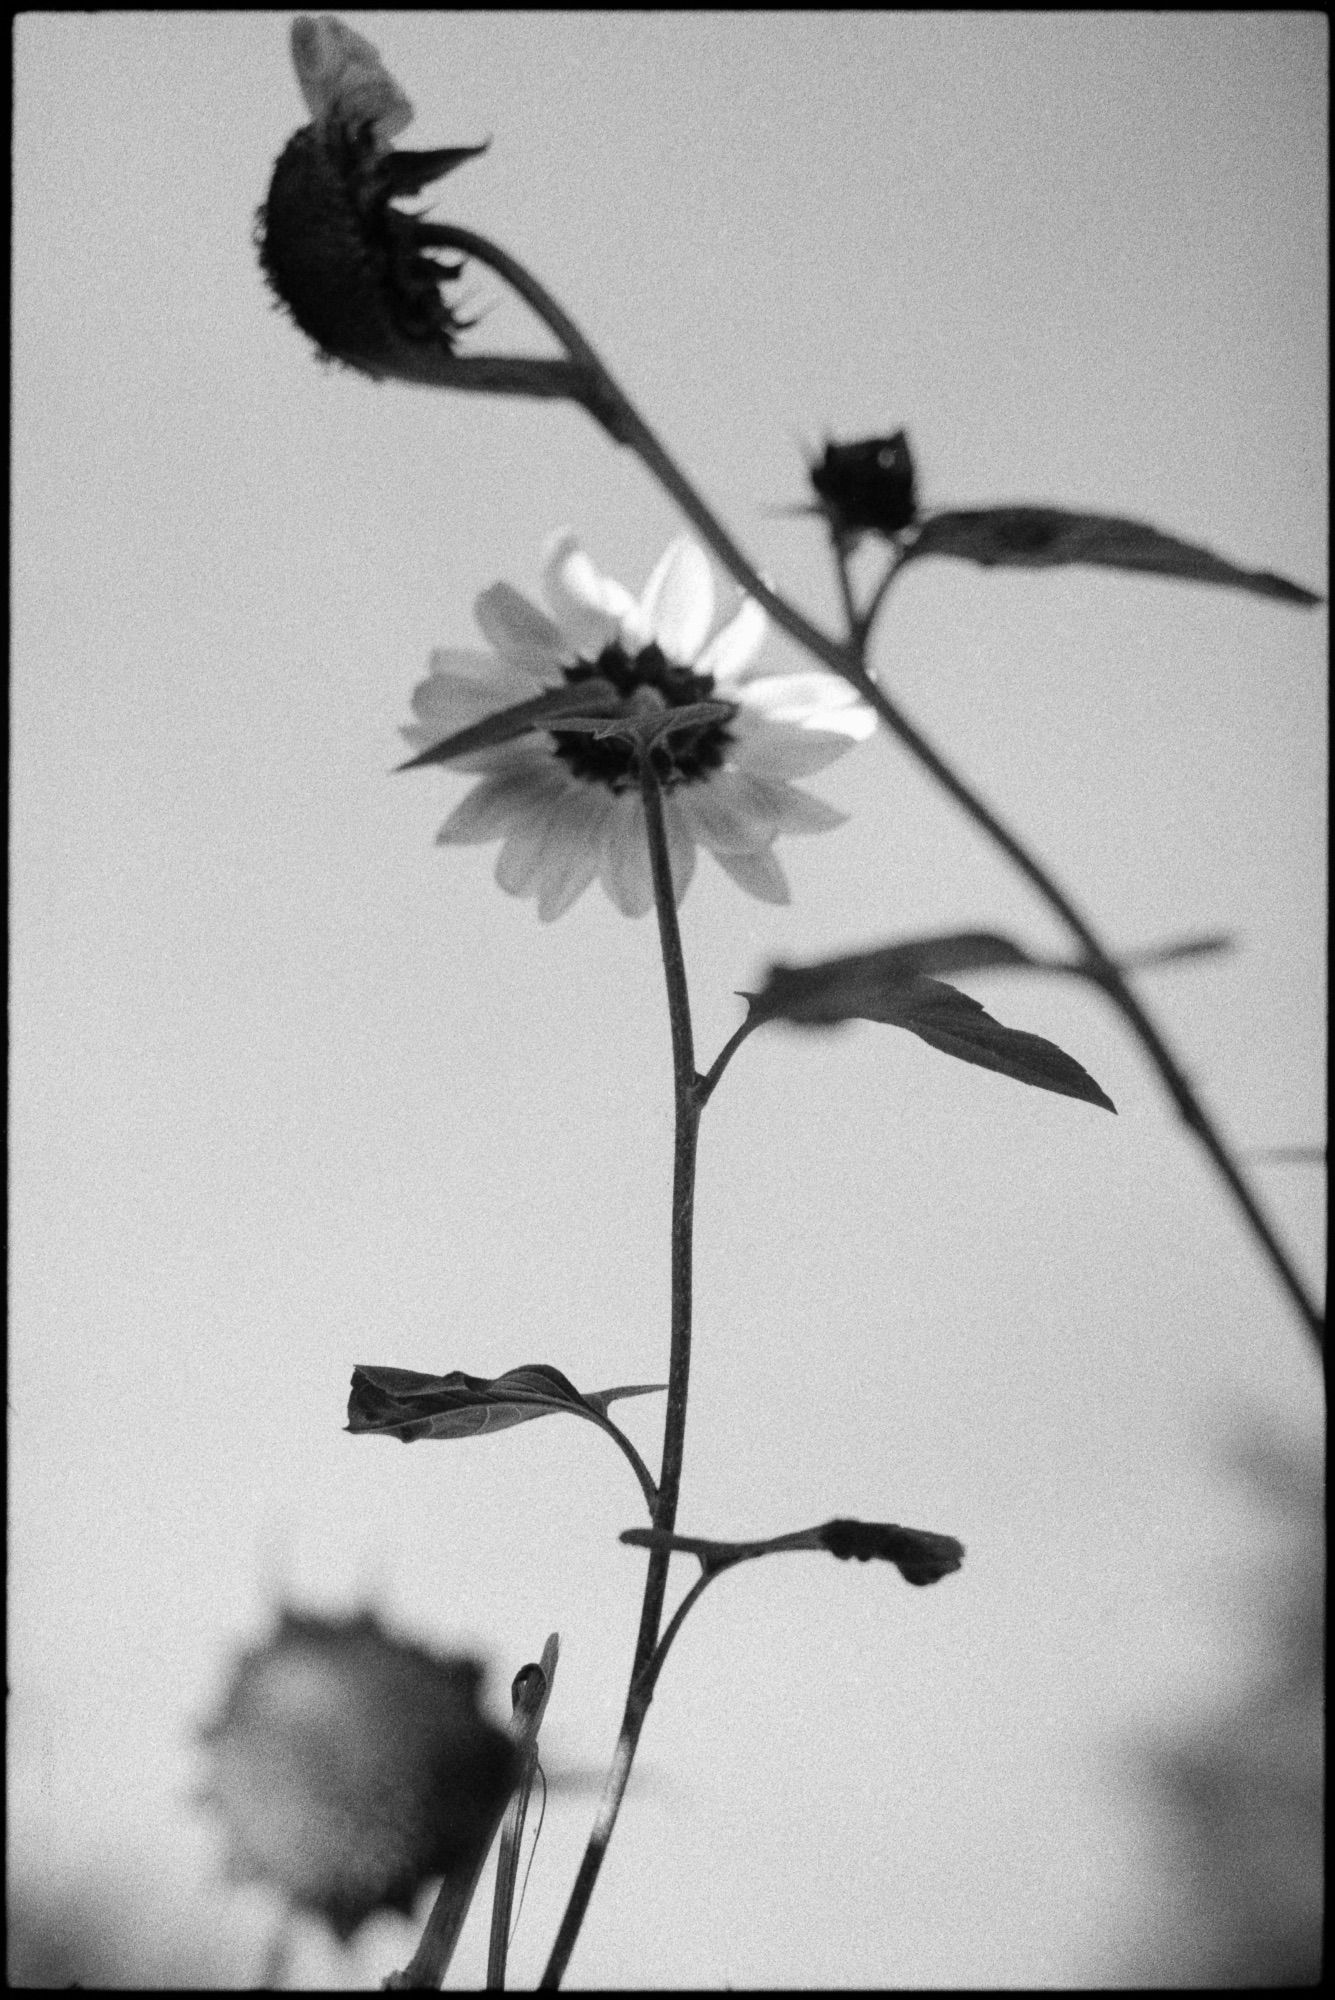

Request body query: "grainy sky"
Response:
[12, 10, 1325, 1989]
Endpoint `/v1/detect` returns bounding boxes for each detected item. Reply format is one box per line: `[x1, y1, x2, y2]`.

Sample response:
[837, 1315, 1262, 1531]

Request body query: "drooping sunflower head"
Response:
[400, 533, 878, 921]
[256, 16, 487, 378]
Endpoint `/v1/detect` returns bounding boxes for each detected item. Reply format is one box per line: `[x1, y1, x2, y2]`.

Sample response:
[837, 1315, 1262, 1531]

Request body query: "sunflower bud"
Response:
[196, 1608, 519, 1941]
[809, 430, 919, 539]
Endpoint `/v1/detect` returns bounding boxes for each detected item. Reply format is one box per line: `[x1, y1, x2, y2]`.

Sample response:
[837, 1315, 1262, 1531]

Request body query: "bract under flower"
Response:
[401, 534, 876, 920]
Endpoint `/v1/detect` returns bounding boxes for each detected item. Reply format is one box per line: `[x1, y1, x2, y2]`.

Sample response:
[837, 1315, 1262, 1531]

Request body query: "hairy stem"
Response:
[539, 760, 703, 1986]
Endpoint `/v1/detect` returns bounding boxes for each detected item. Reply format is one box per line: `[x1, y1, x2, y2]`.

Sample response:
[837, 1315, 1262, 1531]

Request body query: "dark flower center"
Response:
[551, 643, 734, 792]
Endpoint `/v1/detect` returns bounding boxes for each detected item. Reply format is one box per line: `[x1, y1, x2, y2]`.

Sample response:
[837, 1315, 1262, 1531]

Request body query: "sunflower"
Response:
[196, 1609, 517, 1942]
[256, 16, 487, 378]
[400, 534, 876, 920]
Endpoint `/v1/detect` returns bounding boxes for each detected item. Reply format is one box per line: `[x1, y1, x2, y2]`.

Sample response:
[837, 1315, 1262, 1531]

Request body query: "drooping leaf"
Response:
[901, 505, 1322, 605]
[870, 977, 1116, 1111]
[750, 947, 1114, 1112]
[348, 1363, 663, 1442]
[621, 1517, 965, 1588]
[396, 681, 620, 771]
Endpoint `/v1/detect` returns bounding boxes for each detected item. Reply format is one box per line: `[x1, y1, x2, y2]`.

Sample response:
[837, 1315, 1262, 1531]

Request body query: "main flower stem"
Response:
[423, 224, 1322, 1352]
[539, 758, 701, 1987]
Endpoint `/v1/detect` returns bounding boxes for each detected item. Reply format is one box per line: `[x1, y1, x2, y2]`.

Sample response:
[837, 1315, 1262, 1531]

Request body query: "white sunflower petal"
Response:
[752, 778, 849, 836]
[410, 661, 545, 726]
[636, 539, 715, 661]
[726, 708, 869, 778]
[541, 531, 638, 655]
[673, 772, 778, 854]
[435, 766, 566, 846]
[712, 846, 791, 905]
[696, 597, 768, 684]
[599, 795, 655, 918]
[495, 795, 566, 898]
[735, 672, 877, 735]
[473, 584, 570, 678]
[534, 790, 612, 921]
[424, 647, 508, 684]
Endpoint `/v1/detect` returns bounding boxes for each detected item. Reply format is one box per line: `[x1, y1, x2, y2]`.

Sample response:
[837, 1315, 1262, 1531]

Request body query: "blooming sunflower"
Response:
[400, 534, 876, 920]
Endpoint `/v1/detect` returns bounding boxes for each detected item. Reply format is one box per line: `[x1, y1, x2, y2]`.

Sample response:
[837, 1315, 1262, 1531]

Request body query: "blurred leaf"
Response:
[902, 506, 1322, 605]
[396, 681, 620, 771]
[621, 1517, 965, 1587]
[1249, 1144, 1325, 1166]
[750, 943, 1114, 1111]
[752, 932, 1040, 1024]
[348, 1363, 663, 1443]
[1116, 932, 1235, 971]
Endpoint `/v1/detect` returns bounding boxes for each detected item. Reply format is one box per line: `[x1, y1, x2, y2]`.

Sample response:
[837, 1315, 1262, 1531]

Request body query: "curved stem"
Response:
[539, 760, 703, 1986]
[640, 1564, 716, 1695]
[599, 1418, 660, 1516]
[431, 225, 1321, 1349]
[696, 1010, 765, 1108]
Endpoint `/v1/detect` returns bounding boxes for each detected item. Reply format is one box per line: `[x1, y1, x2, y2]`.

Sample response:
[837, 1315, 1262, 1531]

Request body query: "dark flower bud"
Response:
[196, 1608, 519, 1941]
[809, 431, 918, 539]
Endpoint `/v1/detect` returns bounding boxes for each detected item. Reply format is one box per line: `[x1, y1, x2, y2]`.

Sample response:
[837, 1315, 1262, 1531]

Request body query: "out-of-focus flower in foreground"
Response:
[256, 16, 487, 379]
[196, 1609, 518, 1941]
[399, 534, 877, 918]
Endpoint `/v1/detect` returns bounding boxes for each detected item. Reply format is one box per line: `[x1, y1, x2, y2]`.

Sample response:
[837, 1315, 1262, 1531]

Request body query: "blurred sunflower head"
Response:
[196, 1608, 518, 1941]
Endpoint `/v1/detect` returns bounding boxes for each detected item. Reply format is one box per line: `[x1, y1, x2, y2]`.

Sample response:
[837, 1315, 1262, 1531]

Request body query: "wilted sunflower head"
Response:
[255, 16, 488, 379]
[196, 1607, 519, 1941]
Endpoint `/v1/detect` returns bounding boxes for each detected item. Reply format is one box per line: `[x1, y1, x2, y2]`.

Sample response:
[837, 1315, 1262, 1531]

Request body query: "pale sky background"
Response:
[11, 10, 1326, 1990]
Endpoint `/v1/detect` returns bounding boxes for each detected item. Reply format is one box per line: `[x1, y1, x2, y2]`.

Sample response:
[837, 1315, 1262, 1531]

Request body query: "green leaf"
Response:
[396, 680, 620, 771]
[902, 506, 1322, 605]
[347, 1363, 664, 1442]
[750, 946, 1115, 1112]
[621, 1517, 965, 1587]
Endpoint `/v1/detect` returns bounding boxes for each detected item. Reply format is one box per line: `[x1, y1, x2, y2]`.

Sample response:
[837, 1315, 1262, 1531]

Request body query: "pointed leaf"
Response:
[382, 143, 490, 198]
[903, 506, 1321, 605]
[876, 978, 1116, 1112]
[347, 1363, 663, 1442]
[396, 681, 620, 771]
[750, 947, 1114, 1112]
